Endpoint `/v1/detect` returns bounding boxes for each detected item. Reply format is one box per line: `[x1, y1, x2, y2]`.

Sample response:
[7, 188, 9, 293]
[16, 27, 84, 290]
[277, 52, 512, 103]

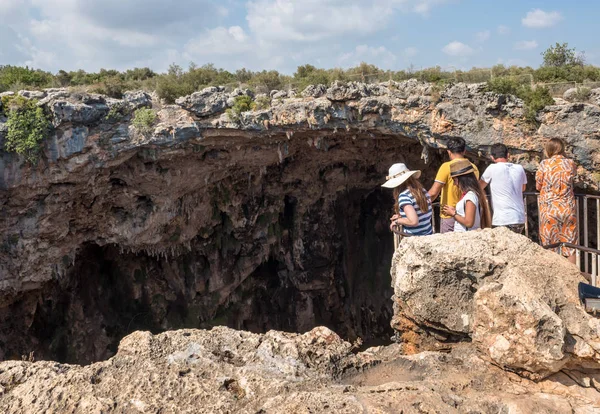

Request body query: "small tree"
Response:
[541, 43, 585, 67]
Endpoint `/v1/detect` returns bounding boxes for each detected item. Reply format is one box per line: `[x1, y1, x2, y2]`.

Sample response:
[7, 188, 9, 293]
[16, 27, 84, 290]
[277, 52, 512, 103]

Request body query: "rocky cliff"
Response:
[0, 80, 599, 363]
[391, 228, 600, 382]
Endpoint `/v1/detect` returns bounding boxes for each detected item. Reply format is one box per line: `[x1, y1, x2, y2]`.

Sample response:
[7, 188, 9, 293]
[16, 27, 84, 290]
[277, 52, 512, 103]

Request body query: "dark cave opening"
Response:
[9, 185, 397, 365]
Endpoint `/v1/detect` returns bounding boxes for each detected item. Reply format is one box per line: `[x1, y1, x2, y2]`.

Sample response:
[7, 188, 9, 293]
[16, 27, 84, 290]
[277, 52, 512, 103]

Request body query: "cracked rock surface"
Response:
[0, 326, 598, 413]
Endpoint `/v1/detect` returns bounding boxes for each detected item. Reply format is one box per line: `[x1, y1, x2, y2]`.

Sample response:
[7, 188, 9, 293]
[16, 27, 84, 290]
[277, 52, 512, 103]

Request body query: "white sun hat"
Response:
[381, 163, 421, 188]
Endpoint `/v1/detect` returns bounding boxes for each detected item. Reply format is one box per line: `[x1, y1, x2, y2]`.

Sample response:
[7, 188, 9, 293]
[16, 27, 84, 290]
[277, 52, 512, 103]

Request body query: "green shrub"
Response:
[132, 108, 157, 134]
[226, 95, 254, 123]
[485, 77, 523, 95]
[518, 85, 555, 124]
[253, 95, 271, 110]
[1, 95, 51, 162]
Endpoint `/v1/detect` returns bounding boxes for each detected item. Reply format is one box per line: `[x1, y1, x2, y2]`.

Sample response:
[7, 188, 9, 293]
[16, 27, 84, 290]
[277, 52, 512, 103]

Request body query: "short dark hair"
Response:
[490, 143, 508, 159]
[447, 137, 466, 154]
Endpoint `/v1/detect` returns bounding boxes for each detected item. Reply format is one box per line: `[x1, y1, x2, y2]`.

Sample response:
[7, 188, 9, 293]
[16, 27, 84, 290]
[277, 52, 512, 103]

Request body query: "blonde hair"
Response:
[545, 138, 566, 158]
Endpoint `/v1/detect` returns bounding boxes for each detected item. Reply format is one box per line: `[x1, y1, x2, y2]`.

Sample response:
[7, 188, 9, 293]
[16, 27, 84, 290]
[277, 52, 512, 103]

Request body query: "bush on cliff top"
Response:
[132, 108, 157, 135]
[226, 95, 254, 124]
[1, 95, 51, 162]
[485, 79, 554, 124]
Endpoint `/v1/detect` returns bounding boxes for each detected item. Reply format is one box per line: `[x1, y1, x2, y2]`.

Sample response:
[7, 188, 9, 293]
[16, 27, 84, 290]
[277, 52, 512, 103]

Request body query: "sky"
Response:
[0, 0, 597, 74]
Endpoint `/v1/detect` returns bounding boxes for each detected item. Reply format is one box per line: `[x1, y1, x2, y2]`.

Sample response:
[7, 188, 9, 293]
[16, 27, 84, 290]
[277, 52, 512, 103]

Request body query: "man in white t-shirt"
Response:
[479, 143, 527, 233]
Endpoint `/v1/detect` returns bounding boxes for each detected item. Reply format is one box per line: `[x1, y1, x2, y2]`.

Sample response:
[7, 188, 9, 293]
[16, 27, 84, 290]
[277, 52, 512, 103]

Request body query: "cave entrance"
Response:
[1, 133, 452, 365]
[12, 186, 399, 364]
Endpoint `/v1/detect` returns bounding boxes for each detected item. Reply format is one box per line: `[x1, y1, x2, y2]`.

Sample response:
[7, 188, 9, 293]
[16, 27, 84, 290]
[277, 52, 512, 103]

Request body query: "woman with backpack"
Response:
[442, 159, 492, 232]
[382, 163, 433, 236]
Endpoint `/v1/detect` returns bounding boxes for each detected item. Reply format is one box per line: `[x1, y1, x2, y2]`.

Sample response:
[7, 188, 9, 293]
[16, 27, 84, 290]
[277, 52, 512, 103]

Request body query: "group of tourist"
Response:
[383, 137, 578, 263]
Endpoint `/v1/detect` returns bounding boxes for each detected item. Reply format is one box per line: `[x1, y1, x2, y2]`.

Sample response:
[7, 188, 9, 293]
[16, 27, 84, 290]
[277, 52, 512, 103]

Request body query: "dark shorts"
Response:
[440, 218, 455, 233]
[493, 224, 525, 234]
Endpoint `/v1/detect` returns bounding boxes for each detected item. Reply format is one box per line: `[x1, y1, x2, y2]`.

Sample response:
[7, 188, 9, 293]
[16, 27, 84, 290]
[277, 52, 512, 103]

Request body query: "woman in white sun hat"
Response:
[382, 163, 433, 236]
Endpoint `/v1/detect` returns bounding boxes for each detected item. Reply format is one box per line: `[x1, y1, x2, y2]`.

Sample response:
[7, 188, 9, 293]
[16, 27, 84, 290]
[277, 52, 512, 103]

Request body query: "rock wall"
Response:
[391, 228, 600, 380]
[1, 80, 599, 363]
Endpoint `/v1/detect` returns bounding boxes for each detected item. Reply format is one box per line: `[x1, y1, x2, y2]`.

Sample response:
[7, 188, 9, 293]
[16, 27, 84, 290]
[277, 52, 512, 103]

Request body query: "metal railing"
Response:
[394, 192, 600, 286]
[543, 242, 600, 286]
[524, 192, 600, 286]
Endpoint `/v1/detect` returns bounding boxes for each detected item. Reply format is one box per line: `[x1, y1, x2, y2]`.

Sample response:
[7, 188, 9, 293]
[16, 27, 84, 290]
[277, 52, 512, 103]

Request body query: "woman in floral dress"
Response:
[535, 138, 577, 264]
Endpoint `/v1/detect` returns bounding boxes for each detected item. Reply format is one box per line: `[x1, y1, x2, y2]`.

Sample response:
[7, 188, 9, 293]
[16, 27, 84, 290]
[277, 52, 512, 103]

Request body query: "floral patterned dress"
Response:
[535, 155, 577, 256]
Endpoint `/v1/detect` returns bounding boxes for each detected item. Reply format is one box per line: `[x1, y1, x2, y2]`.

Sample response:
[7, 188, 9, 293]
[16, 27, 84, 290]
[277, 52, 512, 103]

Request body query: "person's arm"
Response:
[395, 205, 419, 227]
[428, 182, 443, 201]
[535, 166, 544, 191]
[428, 164, 448, 201]
[520, 166, 527, 192]
[479, 166, 491, 190]
[443, 201, 476, 229]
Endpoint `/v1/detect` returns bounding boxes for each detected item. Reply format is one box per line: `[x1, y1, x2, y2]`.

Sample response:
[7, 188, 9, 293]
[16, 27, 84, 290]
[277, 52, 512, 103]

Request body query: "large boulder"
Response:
[391, 227, 600, 379]
[175, 86, 229, 117]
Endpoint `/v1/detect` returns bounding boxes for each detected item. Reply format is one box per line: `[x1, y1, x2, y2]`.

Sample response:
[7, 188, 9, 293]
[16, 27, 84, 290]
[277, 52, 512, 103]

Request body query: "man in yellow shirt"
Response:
[428, 137, 479, 233]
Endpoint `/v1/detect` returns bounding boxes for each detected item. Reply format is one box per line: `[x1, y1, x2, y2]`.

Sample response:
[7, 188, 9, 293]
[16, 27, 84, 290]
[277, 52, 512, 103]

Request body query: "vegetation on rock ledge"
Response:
[226, 95, 255, 124]
[1, 95, 51, 162]
[132, 108, 157, 135]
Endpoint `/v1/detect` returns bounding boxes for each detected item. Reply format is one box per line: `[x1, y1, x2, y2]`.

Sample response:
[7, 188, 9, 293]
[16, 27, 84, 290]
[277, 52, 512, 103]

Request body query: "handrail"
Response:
[542, 242, 600, 286]
[543, 242, 600, 256]
[523, 191, 600, 200]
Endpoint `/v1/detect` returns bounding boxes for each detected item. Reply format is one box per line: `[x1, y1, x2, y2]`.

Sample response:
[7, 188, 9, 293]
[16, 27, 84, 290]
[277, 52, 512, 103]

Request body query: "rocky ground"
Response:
[1, 230, 599, 413]
[0, 326, 599, 413]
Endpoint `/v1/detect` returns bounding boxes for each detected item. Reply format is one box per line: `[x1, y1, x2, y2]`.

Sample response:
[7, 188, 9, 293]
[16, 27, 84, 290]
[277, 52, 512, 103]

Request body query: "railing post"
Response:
[524, 194, 529, 238]
[576, 197, 581, 268]
[592, 252, 598, 287]
[584, 196, 589, 272]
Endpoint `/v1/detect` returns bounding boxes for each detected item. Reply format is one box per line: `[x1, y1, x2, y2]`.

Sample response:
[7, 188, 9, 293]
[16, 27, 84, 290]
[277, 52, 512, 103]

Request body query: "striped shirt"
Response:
[398, 189, 433, 236]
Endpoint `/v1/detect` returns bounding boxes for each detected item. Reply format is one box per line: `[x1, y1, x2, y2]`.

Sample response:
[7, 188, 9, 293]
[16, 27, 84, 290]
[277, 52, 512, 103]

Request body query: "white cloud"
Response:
[514, 40, 538, 50]
[246, 0, 451, 43]
[475, 30, 490, 43]
[0, 0, 454, 73]
[442, 41, 474, 57]
[497, 25, 510, 35]
[338, 45, 397, 68]
[403, 47, 418, 58]
[521, 9, 563, 28]
[184, 26, 251, 57]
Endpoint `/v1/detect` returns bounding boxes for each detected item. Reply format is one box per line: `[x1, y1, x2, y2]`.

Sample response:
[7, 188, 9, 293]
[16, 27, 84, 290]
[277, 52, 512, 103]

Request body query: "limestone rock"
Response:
[270, 90, 288, 99]
[2, 81, 600, 365]
[0, 327, 598, 413]
[302, 84, 327, 98]
[326, 81, 362, 101]
[123, 90, 152, 109]
[17, 90, 46, 99]
[50, 96, 110, 126]
[391, 227, 600, 378]
[563, 87, 579, 102]
[175, 86, 229, 117]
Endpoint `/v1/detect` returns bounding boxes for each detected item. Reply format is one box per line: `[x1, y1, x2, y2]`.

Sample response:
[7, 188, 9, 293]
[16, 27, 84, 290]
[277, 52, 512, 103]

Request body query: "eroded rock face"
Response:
[1, 81, 599, 364]
[0, 326, 598, 413]
[391, 227, 600, 379]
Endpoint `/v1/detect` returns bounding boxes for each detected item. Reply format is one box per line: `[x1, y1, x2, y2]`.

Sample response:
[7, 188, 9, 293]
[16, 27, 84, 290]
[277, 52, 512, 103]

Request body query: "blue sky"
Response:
[0, 0, 596, 74]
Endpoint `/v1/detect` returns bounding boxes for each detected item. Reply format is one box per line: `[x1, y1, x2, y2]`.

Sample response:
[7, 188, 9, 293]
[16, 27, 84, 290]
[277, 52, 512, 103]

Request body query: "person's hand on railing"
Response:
[389, 214, 400, 232]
